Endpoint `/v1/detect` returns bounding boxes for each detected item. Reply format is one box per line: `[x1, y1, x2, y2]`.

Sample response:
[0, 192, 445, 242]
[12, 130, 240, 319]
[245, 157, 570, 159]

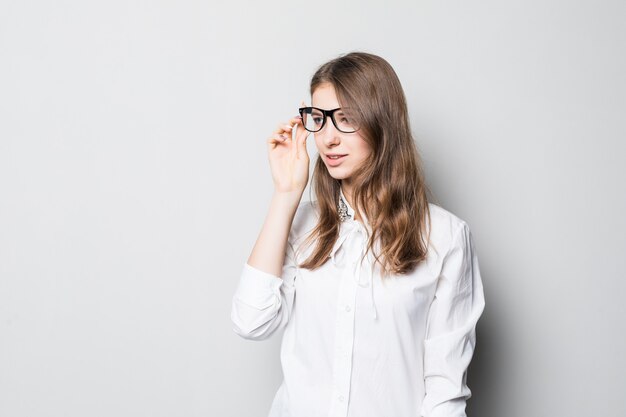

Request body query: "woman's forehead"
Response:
[312, 83, 340, 108]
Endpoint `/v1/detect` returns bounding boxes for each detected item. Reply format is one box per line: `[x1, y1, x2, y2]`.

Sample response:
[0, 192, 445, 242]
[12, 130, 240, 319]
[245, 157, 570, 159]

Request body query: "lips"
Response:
[325, 154, 347, 167]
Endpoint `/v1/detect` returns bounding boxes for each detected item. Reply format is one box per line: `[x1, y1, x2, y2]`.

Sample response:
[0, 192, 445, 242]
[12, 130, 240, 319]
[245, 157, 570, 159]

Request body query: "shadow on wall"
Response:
[465, 267, 504, 417]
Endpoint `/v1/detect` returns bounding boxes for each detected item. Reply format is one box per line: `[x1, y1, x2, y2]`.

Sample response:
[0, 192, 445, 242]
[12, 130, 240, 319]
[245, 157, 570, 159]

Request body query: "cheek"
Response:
[355, 143, 372, 162]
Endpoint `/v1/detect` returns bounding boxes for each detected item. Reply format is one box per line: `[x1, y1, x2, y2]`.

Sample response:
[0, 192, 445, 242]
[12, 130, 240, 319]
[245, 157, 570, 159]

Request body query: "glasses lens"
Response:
[333, 109, 358, 133]
[302, 108, 324, 132]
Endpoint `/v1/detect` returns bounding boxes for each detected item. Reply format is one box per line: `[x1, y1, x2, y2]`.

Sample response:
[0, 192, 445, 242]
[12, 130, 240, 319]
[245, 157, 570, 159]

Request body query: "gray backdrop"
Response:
[1, 1, 624, 416]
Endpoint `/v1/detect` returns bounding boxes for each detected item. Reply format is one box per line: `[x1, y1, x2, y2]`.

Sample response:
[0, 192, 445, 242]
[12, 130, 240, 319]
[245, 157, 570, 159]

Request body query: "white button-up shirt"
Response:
[231, 187, 485, 417]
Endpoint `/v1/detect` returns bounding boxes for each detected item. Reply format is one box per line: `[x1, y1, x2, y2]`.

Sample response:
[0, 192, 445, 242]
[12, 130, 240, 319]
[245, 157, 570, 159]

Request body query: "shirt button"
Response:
[338, 395, 344, 402]
[345, 305, 351, 312]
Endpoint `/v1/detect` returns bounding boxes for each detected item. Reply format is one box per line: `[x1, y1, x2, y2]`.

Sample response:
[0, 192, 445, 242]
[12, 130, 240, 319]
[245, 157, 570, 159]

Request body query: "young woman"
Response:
[230, 51, 485, 417]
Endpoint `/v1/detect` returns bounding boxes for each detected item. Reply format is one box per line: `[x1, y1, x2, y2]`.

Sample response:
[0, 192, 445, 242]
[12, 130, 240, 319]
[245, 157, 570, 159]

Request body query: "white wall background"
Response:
[1, 1, 625, 416]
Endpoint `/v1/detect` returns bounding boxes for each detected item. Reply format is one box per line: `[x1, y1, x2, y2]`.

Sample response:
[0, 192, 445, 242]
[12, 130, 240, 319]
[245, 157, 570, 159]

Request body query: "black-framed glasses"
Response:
[298, 107, 360, 133]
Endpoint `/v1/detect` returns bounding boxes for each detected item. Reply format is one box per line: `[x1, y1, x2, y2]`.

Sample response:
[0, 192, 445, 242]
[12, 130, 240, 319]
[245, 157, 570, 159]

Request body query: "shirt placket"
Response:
[328, 231, 363, 417]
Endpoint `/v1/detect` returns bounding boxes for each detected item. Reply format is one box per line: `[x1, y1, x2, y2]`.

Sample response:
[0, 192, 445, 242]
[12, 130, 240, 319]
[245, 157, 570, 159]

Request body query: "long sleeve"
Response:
[230, 239, 298, 341]
[420, 222, 486, 417]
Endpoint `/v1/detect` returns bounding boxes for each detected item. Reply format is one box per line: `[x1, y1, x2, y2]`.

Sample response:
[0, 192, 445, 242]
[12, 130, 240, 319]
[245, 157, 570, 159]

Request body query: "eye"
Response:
[337, 112, 353, 124]
[311, 110, 324, 124]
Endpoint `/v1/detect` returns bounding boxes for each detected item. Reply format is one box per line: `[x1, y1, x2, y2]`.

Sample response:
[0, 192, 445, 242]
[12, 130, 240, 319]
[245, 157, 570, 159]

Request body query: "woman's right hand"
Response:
[267, 109, 311, 195]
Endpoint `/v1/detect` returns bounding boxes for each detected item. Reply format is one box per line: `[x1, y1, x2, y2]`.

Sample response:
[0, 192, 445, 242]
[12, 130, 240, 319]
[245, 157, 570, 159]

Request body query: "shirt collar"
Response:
[338, 186, 370, 225]
[338, 187, 355, 221]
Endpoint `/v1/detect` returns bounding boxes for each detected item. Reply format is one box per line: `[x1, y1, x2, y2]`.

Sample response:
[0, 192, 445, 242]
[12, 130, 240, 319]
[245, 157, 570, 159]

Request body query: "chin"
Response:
[326, 168, 352, 180]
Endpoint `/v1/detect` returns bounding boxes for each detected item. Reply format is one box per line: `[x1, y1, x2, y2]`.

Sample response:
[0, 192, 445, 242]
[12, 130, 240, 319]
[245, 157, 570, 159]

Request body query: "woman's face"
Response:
[311, 83, 372, 184]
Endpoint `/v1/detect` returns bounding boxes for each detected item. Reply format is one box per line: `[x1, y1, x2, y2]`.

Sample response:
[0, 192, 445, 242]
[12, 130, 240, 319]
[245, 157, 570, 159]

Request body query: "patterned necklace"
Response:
[337, 194, 350, 222]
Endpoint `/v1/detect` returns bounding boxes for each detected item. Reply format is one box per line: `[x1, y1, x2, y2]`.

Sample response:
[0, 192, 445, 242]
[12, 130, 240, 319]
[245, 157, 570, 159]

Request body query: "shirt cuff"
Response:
[233, 262, 285, 310]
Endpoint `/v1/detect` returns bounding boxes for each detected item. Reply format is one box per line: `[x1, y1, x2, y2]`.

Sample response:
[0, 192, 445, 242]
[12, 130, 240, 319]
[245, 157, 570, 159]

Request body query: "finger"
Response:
[273, 133, 290, 142]
[267, 133, 289, 149]
[295, 112, 309, 142]
[295, 122, 310, 157]
[267, 136, 280, 150]
[298, 101, 308, 136]
[282, 117, 303, 157]
[274, 118, 301, 135]
[273, 123, 291, 135]
[294, 121, 309, 159]
[273, 123, 288, 135]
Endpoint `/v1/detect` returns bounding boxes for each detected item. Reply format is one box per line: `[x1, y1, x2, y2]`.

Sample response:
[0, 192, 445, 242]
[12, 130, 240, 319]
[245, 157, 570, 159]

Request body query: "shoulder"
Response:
[426, 202, 471, 258]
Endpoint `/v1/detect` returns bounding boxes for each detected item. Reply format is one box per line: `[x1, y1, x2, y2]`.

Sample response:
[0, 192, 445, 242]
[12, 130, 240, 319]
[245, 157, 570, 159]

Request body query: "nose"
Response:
[318, 117, 341, 147]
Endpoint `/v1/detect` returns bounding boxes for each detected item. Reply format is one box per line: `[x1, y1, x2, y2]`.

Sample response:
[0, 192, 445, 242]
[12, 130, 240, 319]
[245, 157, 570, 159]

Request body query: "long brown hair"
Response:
[298, 51, 433, 278]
